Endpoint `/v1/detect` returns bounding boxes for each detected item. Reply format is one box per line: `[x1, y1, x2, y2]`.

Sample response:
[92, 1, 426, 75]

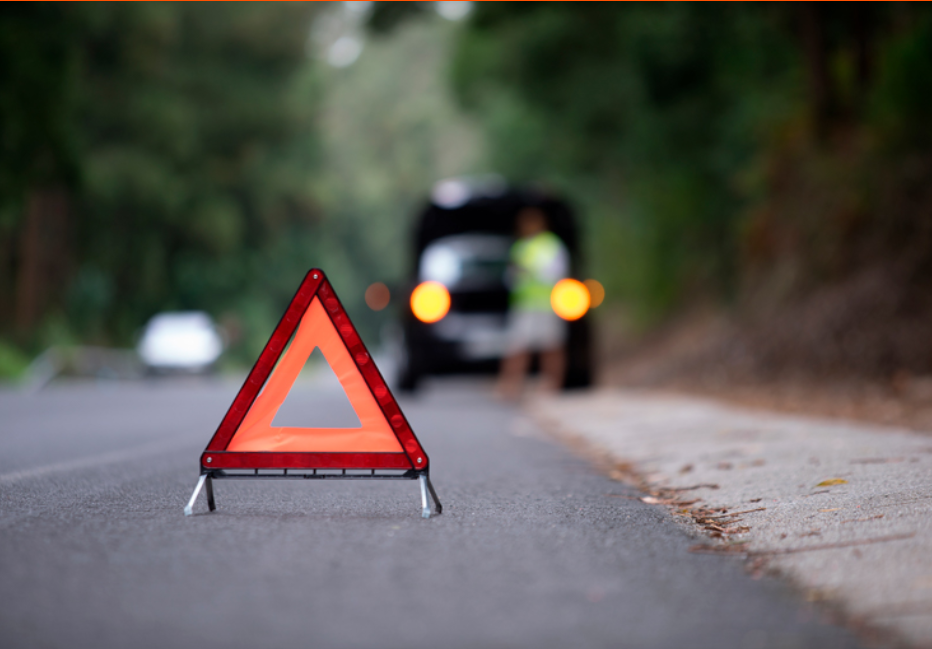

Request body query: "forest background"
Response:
[2, 1, 932, 389]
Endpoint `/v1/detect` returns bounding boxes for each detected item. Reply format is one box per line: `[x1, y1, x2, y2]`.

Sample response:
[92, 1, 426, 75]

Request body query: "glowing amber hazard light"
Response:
[551, 278, 590, 321]
[411, 281, 451, 323]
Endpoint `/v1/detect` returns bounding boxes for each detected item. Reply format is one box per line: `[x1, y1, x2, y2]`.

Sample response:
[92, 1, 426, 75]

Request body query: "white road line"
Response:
[0, 439, 194, 484]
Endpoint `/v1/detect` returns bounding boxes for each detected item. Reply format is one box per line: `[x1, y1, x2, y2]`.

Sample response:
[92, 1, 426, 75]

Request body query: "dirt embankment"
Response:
[600, 135, 932, 432]
[596, 266, 932, 433]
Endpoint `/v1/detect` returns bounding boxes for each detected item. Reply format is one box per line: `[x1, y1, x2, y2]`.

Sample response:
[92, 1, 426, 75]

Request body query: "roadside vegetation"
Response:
[3, 2, 931, 391]
[435, 2, 932, 383]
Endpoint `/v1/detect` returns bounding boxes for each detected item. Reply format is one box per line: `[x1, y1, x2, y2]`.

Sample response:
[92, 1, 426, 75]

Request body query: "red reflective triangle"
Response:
[200, 269, 428, 471]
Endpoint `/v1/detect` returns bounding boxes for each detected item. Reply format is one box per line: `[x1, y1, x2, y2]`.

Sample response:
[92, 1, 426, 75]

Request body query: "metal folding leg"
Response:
[419, 474, 430, 518]
[418, 473, 442, 518]
[184, 474, 215, 516]
[426, 475, 442, 515]
[205, 474, 216, 512]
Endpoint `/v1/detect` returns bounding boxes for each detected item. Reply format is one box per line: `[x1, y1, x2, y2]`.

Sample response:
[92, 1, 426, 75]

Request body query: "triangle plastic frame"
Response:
[184, 269, 441, 518]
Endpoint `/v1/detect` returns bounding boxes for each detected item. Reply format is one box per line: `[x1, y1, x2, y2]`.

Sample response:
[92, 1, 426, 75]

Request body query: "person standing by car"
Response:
[497, 206, 569, 399]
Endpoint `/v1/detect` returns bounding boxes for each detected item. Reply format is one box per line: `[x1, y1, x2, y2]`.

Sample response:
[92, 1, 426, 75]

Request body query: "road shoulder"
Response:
[530, 388, 932, 648]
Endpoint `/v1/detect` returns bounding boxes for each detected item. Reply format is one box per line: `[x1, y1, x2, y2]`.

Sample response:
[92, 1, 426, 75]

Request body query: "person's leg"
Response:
[539, 346, 565, 393]
[498, 310, 533, 399]
[497, 350, 531, 400]
[536, 312, 567, 393]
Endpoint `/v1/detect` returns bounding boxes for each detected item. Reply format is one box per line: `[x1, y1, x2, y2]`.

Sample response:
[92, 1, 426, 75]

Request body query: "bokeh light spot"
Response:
[436, 2, 472, 21]
[551, 278, 590, 321]
[411, 281, 450, 323]
[365, 282, 391, 311]
[583, 279, 605, 308]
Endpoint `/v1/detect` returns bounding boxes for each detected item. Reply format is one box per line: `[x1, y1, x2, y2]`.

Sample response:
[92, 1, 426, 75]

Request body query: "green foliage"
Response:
[367, 2, 432, 35]
[450, 2, 804, 320]
[448, 2, 932, 325]
[1, 3, 321, 361]
[76, 4, 321, 353]
[870, 10, 932, 150]
[8, 0, 931, 371]
[0, 338, 29, 381]
[1, 4, 488, 363]
[310, 15, 486, 339]
[0, 3, 81, 194]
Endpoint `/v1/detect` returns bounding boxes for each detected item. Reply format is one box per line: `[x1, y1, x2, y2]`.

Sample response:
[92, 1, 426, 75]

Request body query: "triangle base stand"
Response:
[183, 469, 442, 518]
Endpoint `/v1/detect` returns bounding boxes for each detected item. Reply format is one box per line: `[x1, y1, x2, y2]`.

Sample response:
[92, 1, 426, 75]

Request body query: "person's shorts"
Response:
[505, 309, 568, 354]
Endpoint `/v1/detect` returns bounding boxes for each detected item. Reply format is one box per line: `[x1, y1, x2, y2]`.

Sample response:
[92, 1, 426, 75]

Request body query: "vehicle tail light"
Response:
[583, 279, 605, 308]
[411, 281, 451, 323]
[551, 278, 590, 321]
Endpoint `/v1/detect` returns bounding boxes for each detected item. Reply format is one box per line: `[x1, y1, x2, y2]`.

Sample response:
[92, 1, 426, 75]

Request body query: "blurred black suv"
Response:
[396, 176, 593, 391]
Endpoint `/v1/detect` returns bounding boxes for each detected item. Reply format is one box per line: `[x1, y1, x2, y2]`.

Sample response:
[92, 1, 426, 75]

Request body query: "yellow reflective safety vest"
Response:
[510, 231, 569, 311]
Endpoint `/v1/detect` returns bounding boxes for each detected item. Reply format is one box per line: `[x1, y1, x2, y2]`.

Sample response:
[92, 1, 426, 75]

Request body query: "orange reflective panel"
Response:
[226, 296, 402, 453]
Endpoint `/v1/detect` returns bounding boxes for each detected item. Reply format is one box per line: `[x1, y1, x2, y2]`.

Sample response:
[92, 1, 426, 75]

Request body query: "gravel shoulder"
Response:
[530, 388, 932, 648]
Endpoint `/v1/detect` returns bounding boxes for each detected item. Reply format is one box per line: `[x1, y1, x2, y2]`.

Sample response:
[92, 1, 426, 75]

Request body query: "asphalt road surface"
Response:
[0, 377, 862, 649]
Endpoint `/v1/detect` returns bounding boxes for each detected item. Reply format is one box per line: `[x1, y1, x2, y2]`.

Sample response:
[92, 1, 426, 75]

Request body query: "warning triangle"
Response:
[200, 269, 428, 471]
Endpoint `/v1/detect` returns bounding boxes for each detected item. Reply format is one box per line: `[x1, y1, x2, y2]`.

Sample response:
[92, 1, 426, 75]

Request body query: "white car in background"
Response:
[137, 311, 224, 374]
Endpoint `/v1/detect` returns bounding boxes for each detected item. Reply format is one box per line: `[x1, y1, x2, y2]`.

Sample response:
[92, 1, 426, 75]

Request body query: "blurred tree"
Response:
[446, 2, 803, 318]
[6, 1, 931, 379]
[443, 1, 932, 328]
[310, 7, 486, 339]
[0, 2, 320, 360]
[0, 3, 81, 335]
